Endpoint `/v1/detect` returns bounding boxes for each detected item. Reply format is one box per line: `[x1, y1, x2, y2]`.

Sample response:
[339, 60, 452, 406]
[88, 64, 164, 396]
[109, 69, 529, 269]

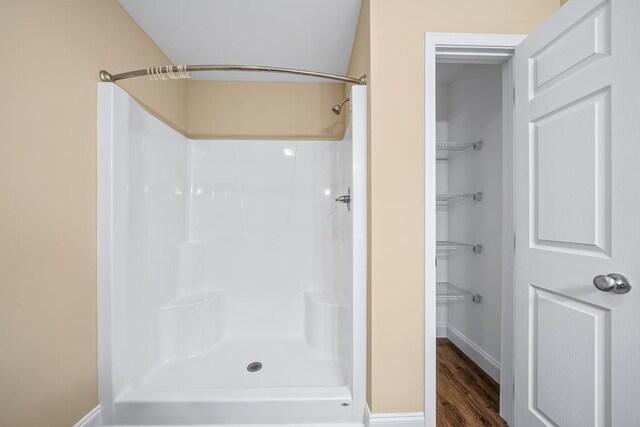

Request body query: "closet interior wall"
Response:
[435, 64, 504, 380]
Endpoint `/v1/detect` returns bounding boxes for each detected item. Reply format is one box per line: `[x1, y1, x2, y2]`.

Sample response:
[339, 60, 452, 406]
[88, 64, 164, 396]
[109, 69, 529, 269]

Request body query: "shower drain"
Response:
[247, 362, 262, 372]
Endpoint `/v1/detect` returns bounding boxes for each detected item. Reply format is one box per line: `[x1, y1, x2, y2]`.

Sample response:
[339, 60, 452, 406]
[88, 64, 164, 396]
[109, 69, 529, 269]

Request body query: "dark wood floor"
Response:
[436, 338, 506, 427]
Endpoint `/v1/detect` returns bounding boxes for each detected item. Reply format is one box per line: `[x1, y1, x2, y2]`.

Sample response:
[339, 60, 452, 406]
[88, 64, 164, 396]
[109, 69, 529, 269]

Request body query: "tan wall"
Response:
[188, 81, 346, 140]
[358, 0, 561, 414]
[0, 1, 189, 426]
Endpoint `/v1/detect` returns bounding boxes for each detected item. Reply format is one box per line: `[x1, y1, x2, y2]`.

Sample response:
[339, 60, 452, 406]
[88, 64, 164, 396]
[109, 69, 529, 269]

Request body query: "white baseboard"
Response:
[74, 405, 101, 427]
[436, 323, 447, 338]
[446, 325, 500, 383]
[365, 404, 424, 427]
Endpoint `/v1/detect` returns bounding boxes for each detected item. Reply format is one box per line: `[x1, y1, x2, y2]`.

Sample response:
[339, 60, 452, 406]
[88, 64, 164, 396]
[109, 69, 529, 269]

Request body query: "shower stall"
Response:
[97, 83, 367, 425]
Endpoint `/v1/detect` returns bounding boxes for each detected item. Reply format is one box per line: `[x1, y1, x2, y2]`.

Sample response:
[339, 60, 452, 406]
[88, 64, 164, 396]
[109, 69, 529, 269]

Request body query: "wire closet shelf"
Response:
[437, 282, 482, 304]
[436, 241, 482, 258]
[436, 192, 482, 210]
[436, 141, 482, 161]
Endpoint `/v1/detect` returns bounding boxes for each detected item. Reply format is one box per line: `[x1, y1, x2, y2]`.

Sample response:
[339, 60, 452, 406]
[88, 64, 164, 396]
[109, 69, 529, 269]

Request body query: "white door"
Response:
[514, 0, 640, 426]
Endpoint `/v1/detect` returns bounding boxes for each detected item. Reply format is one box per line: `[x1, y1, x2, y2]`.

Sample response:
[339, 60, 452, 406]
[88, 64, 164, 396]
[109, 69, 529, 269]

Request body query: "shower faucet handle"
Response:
[335, 187, 351, 211]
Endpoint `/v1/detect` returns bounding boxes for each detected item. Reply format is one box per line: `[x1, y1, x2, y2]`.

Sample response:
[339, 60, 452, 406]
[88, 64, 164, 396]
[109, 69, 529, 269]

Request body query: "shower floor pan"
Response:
[113, 336, 353, 425]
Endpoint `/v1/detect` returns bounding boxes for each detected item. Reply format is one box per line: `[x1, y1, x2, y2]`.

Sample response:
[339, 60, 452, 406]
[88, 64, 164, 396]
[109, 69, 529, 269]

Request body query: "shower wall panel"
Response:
[188, 140, 343, 338]
[101, 83, 352, 387]
[99, 84, 188, 404]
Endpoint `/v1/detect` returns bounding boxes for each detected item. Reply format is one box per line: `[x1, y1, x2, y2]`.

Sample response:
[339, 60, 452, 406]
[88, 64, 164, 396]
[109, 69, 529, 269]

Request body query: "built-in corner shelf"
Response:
[436, 240, 482, 258]
[436, 192, 482, 210]
[436, 282, 482, 304]
[436, 141, 482, 161]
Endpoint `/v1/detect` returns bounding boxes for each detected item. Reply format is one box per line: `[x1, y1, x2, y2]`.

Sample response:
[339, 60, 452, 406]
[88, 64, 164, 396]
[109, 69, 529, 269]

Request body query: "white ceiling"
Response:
[118, 0, 362, 82]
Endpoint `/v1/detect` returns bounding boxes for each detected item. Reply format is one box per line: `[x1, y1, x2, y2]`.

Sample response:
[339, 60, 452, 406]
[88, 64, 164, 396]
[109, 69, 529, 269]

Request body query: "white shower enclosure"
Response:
[97, 84, 367, 426]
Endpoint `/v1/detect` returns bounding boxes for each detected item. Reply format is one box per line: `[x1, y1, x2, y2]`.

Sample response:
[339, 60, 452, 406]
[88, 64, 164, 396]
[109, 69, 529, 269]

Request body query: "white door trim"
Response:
[499, 52, 516, 424]
[423, 32, 525, 427]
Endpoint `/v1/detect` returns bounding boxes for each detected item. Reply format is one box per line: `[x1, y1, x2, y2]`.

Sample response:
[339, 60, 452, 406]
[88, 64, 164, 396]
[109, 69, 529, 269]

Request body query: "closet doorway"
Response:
[423, 33, 524, 427]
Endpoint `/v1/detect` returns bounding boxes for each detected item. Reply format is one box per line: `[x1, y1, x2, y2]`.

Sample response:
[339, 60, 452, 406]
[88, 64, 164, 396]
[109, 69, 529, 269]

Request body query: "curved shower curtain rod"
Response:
[99, 65, 368, 85]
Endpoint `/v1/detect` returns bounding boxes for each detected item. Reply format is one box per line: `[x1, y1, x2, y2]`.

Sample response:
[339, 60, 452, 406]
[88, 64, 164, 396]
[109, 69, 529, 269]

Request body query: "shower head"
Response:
[331, 97, 350, 115]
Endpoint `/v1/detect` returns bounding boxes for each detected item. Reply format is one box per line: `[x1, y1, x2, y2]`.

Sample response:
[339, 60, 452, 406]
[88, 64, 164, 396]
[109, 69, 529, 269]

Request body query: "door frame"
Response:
[423, 33, 525, 427]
